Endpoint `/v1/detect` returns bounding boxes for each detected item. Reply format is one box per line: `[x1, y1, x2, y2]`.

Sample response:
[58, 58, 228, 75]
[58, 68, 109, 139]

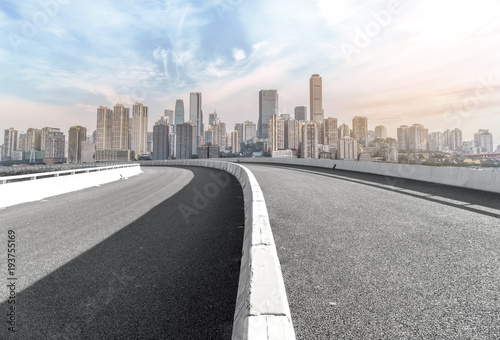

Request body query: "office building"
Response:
[17, 133, 28, 152]
[324, 117, 338, 155]
[189, 92, 202, 145]
[132, 102, 148, 158]
[243, 120, 257, 143]
[231, 130, 240, 153]
[310, 74, 323, 121]
[176, 121, 197, 159]
[284, 118, 300, 150]
[174, 99, 185, 133]
[294, 106, 307, 121]
[164, 109, 174, 125]
[153, 118, 170, 160]
[68, 126, 87, 163]
[474, 129, 494, 153]
[43, 128, 65, 164]
[258, 89, 278, 139]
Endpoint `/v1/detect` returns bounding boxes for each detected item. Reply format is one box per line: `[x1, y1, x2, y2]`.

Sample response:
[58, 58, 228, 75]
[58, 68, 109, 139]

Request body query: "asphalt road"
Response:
[244, 163, 500, 340]
[0, 166, 244, 340]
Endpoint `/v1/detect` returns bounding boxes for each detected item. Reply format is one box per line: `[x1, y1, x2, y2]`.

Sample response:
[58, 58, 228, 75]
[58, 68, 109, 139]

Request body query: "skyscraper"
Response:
[324, 117, 338, 154]
[189, 92, 202, 146]
[132, 102, 148, 158]
[474, 129, 493, 153]
[174, 99, 185, 132]
[352, 116, 368, 146]
[112, 104, 130, 150]
[268, 115, 285, 152]
[338, 137, 358, 160]
[310, 74, 323, 122]
[258, 90, 278, 139]
[96, 106, 113, 150]
[243, 120, 257, 143]
[153, 118, 170, 160]
[3, 128, 18, 160]
[164, 109, 174, 125]
[338, 124, 350, 139]
[26, 128, 42, 151]
[209, 111, 218, 126]
[302, 121, 318, 158]
[176, 121, 197, 159]
[231, 130, 240, 153]
[68, 125, 87, 163]
[294, 106, 307, 121]
[284, 118, 300, 150]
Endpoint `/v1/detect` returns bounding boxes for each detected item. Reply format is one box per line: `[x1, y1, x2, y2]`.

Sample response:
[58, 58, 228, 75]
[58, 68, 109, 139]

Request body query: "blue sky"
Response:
[1, 0, 499, 144]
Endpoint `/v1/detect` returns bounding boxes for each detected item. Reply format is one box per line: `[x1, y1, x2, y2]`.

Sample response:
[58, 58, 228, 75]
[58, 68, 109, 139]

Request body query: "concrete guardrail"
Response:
[0, 164, 142, 208]
[214, 158, 500, 194]
[139, 160, 296, 340]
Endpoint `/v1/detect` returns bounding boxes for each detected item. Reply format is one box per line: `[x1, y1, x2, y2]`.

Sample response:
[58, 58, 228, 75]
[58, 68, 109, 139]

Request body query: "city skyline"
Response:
[1, 1, 499, 143]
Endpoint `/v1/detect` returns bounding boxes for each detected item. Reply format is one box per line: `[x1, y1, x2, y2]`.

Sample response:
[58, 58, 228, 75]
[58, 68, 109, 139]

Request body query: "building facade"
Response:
[132, 102, 148, 158]
[258, 89, 278, 139]
[310, 74, 323, 122]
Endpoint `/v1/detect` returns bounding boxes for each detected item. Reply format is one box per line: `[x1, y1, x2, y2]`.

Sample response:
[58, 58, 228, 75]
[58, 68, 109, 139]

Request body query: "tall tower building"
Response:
[294, 106, 307, 121]
[111, 104, 130, 150]
[302, 121, 318, 158]
[209, 111, 218, 126]
[176, 121, 197, 159]
[268, 115, 285, 152]
[189, 92, 202, 146]
[17, 134, 28, 152]
[164, 109, 174, 125]
[132, 102, 148, 157]
[3, 128, 18, 159]
[374, 125, 388, 139]
[174, 99, 185, 132]
[68, 125, 87, 163]
[231, 130, 240, 153]
[258, 89, 278, 139]
[284, 118, 300, 150]
[243, 120, 257, 143]
[474, 129, 493, 153]
[96, 106, 113, 150]
[309, 74, 323, 122]
[338, 124, 350, 139]
[153, 118, 170, 160]
[352, 116, 368, 146]
[338, 137, 358, 160]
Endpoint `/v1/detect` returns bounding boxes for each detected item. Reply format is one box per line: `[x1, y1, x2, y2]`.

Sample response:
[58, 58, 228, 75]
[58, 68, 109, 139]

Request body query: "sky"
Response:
[1, 0, 499, 145]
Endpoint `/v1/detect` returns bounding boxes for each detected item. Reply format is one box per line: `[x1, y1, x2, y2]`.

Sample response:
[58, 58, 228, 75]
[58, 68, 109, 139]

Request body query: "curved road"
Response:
[244, 163, 500, 340]
[0, 166, 244, 340]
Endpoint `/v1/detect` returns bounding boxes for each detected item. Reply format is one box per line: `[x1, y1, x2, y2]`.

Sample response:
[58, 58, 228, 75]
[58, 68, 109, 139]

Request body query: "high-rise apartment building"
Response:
[231, 130, 240, 153]
[429, 132, 444, 151]
[474, 129, 493, 153]
[443, 128, 462, 152]
[26, 128, 42, 151]
[409, 124, 426, 150]
[258, 90, 278, 139]
[43, 128, 65, 164]
[268, 115, 285, 152]
[397, 125, 410, 150]
[338, 124, 350, 139]
[337, 137, 358, 160]
[132, 102, 148, 157]
[243, 120, 257, 143]
[352, 116, 368, 146]
[3, 128, 18, 160]
[310, 74, 323, 122]
[112, 104, 130, 150]
[176, 121, 197, 159]
[324, 117, 338, 154]
[68, 126, 87, 163]
[153, 118, 170, 160]
[174, 99, 185, 133]
[294, 106, 307, 121]
[96, 106, 114, 150]
[374, 125, 388, 139]
[302, 121, 318, 158]
[209, 111, 218, 126]
[284, 118, 300, 150]
[375, 138, 398, 162]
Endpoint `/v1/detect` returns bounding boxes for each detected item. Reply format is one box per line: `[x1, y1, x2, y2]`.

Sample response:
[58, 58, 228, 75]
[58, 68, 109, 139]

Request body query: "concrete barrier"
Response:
[139, 160, 296, 340]
[206, 158, 499, 194]
[0, 164, 142, 208]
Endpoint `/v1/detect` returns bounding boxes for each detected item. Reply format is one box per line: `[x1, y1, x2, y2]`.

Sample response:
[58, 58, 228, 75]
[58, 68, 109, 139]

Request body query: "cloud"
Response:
[232, 48, 246, 61]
